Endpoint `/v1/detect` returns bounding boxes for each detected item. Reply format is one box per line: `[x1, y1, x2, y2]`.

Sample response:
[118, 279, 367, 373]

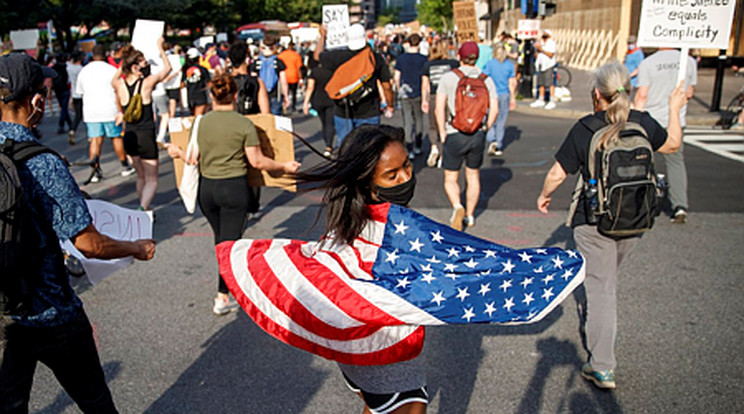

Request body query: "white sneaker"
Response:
[426, 146, 440, 167]
[530, 100, 546, 108]
[120, 166, 136, 177]
[464, 215, 475, 228]
[544, 101, 557, 110]
[213, 297, 239, 315]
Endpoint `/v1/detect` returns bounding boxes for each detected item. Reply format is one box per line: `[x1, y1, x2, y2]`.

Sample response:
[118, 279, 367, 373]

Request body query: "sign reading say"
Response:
[323, 4, 350, 50]
[636, 0, 737, 49]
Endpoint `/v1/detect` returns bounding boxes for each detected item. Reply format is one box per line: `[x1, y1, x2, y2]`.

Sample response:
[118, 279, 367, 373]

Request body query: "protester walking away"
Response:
[67, 51, 84, 145]
[303, 62, 336, 157]
[162, 43, 183, 119]
[483, 43, 517, 157]
[421, 41, 459, 168]
[200, 43, 223, 76]
[249, 34, 289, 116]
[435, 41, 498, 230]
[0, 52, 156, 413]
[321, 23, 394, 146]
[76, 45, 134, 183]
[51, 53, 73, 134]
[530, 30, 558, 110]
[394, 33, 428, 159]
[166, 73, 299, 315]
[537, 61, 687, 390]
[215, 124, 586, 412]
[278, 42, 303, 114]
[475, 36, 492, 71]
[229, 41, 269, 219]
[182, 48, 211, 116]
[622, 35, 644, 95]
[634, 48, 696, 224]
[113, 39, 172, 213]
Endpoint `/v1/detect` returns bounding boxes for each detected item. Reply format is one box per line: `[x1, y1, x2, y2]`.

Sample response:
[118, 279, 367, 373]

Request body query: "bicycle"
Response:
[720, 85, 744, 130]
[554, 63, 572, 88]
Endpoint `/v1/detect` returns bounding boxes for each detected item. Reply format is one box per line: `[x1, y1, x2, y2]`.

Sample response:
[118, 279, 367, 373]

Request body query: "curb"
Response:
[512, 103, 722, 126]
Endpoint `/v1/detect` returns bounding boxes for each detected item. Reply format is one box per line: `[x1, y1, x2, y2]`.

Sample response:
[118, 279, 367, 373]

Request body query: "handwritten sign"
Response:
[61, 200, 153, 285]
[323, 4, 350, 49]
[9, 29, 39, 51]
[453, 2, 479, 44]
[517, 19, 541, 40]
[131, 19, 164, 61]
[636, 0, 737, 50]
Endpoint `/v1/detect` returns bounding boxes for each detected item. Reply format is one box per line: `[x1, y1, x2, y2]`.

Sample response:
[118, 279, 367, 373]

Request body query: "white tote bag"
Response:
[178, 116, 202, 214]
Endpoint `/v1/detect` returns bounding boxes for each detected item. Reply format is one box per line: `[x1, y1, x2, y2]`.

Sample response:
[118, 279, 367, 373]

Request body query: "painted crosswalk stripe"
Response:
[684, 128, 744, 163]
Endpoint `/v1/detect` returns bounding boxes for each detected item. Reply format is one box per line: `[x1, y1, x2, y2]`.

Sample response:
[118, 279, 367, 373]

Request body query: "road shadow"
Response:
[34, 361, 122, 414]
[145, 312, 328, 413]
[425, 306, 565, 414]
[502, 125, 522, 151]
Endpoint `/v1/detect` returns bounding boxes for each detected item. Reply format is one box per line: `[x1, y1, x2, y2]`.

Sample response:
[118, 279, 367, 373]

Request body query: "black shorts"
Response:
[442, 130, 486, 171]
[124, 128, 158, 159]
[166, 89, 180, 101]
[343, 373, 428, 414]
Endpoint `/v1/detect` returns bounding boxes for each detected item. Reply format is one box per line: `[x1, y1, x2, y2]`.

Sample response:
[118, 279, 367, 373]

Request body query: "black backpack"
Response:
[568, 113, 665, 238]
[0, 139, 58, 316]
[236, 74, 261, 115]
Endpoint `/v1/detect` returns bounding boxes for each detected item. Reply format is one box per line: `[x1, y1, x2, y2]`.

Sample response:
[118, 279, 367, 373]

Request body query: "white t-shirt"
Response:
[163, 53, 183, 90]
[437, 65, 497, 135]
[75, 61, 119, 123]
[67, 63, 83, 99]
[636, 50, 697, 128]
[535, 38, 557, 72]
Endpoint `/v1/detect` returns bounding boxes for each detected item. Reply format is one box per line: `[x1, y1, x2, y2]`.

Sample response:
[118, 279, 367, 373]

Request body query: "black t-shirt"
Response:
[555, 110, 667, 227]
[181, 65, 211, 106]
[310, 65, 334, 109]
[421, 59, 459, 94]
[320, 47, 392, 119]
[233, 73, 261, 115]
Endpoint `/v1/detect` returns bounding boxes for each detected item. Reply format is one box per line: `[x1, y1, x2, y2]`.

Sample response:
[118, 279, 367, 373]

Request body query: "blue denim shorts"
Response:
[86, 121, 123, 139]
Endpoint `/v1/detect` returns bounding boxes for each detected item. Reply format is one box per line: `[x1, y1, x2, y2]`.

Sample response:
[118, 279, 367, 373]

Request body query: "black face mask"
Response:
[140, 64, 151, 77]
[374, 174, 416, 206]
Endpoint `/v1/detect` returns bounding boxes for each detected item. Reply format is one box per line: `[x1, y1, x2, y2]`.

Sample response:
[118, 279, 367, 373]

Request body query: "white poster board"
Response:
[216, 32, 228, 43]
[9, 29, 39, 50]
[131, 19, 165, 61]
[197, 35, 214, 49]
[517, 19, 541, 40]
[61, 200, 153, 285]
[637, 0, 737, 84]
[322, 4, 350, 49]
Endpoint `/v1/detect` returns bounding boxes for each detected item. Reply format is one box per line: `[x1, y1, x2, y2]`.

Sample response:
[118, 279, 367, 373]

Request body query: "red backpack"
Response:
[450, 68, 490, 134]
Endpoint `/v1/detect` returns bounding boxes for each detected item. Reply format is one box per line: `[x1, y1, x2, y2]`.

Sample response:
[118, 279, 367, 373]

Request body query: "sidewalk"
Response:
[513, 66, 744, 126]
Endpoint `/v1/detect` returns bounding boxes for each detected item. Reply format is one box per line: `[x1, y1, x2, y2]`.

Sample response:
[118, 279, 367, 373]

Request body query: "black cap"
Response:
[0, 53, 57, 103]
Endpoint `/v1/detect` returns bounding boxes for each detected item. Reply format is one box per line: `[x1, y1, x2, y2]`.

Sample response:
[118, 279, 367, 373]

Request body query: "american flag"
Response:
[216, 203, 585, 366]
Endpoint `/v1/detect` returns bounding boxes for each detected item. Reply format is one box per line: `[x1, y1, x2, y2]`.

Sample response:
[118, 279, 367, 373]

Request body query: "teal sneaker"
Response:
[581, 363, 616, 390]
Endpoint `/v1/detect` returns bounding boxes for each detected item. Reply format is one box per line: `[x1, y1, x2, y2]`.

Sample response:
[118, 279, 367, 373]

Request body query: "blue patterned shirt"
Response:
[0, 122, 91, 326]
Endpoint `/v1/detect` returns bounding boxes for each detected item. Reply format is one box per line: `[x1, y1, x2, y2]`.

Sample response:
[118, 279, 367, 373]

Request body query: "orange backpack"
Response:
[325, 47, 376, 106]
[450, 68, 490, 134]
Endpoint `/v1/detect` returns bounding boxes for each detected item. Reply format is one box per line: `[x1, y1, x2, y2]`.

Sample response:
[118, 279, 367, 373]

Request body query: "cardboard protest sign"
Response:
[78, 39, 97, 53]
[323, 4, 350, 49]
[131, 19, 165, 61]
[637, 0, 737, 84]
[453, 1, 478, 44]
[168, 114, 296, 193]
[10, 29, 39, 50]
[517, 19, 540, 40]
[60, 200, 153, 285]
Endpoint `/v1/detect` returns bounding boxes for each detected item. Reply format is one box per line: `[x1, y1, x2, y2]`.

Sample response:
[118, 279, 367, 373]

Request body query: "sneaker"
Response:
[581, 363, 616, 390]
[323, 147, 333, 158]
[408, 151, 415, 160]
[413, 146, 422, 155]
[464, 215, 475, 228]
[427, 147, 440, 168]
[450, 205, 465, 231]
[89, 168, 103, 183]
[671, 207, 687, 224]
[68, 130, 75, 145]
[120, 166, 136, 177]
[530, 99, 546, 108]
[213, 297, 239, 316]
[544, 101, 557, 110]
[488, 142, 503, 157]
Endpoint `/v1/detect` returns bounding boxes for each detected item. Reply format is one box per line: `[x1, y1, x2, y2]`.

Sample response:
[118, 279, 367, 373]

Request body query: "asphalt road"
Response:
[22, 108, 744, 413]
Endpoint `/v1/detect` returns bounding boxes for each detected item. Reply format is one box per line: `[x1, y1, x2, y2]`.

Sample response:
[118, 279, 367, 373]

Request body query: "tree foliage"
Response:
[417, 0, 453, 33]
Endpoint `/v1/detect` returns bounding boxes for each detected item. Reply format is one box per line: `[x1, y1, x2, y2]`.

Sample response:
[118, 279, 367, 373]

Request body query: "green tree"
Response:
[377, 6, 401, 27]
[417, 0, 453, 33]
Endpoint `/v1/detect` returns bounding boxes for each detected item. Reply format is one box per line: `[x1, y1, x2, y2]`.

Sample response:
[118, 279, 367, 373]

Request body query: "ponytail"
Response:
[593, 61, 632, 151]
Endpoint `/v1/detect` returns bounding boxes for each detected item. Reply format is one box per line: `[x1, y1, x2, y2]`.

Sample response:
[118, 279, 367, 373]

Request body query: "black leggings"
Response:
[199, 175, 251, 294]
[318, 105, 335, 149]
[71, 98, 83, 132]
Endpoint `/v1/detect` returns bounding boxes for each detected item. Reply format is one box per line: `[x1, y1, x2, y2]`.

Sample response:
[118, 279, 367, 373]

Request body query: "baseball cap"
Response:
[186, 47, 201, 59]
[458, 41, 479, 60]
[543, 29, 553, 37]
[348, 24, 366, 51]
[0, 53, 57, 103]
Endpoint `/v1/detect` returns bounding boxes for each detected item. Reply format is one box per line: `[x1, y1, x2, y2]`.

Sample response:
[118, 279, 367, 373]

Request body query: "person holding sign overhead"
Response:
[166, 74, 300, 315]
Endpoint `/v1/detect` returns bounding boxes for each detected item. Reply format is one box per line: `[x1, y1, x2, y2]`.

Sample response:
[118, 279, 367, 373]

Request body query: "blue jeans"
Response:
[334, 115, 380, 148]
[486, 94, 510, 148]
[56, 90, 71, 130]
[269, 94, 282, 115]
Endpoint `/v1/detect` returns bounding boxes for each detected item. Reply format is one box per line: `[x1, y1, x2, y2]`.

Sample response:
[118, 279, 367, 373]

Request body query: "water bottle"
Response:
[584, 178, 599, 224]
[308, 108, 318, 117]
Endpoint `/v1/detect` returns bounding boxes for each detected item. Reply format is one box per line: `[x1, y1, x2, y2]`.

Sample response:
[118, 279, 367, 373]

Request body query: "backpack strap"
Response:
[452, 68, 464, 79]
[2, 140, 59, 164]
